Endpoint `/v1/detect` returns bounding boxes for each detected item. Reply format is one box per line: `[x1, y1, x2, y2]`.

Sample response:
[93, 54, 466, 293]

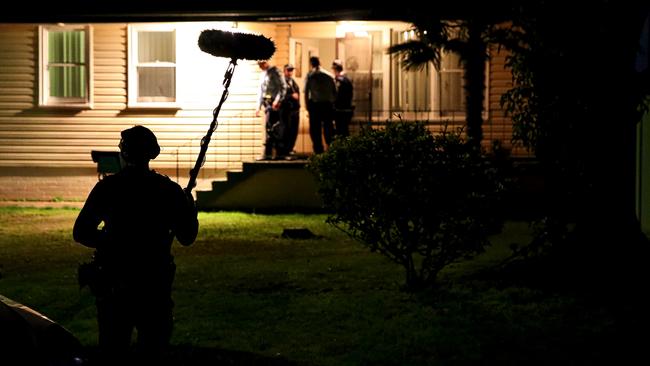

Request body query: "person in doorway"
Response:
[73, 125, 199, 365]
[304, 56, 336, 154]
[331, 59, 354, 138]
[256, 60, 288, 160]
[282, 63, 301, 159]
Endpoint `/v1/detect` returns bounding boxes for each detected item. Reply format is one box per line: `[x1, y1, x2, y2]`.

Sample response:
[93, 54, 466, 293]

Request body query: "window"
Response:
[39, 25, 92, 108]
[438, 51, 466, 115]
[390, 29, 470, 118]
[390, 30, 432, 112]
[128, 25, 177, 107]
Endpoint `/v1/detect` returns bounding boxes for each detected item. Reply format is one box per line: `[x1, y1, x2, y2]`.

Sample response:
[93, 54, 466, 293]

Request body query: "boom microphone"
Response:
[198, 29, 275, 61]
[186, 29, 276, 195]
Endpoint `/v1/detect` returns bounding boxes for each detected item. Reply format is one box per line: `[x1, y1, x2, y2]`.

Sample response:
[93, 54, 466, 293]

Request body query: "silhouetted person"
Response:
[282, 63, 300, 159]
[73, 125, 198, 365]
[256, 60, 288, 160]
[331, 59, 354, 138]
[304, 56, 336, 154]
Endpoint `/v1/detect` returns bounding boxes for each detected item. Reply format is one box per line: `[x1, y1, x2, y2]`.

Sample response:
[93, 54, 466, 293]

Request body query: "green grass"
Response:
[0, 207, 637, 365]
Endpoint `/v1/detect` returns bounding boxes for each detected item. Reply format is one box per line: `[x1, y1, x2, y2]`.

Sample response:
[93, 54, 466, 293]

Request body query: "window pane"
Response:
[138, 31, 175, 63]
[411, 69, 431, 110]
[49, 65, 86, 98]
[440, 52, 465, 114]
[48, 30, 85, 64]
[349, 72, 370, 117]
[138, 67, 175, 100]
[440, 71, 465, 112]
[372, 71, 383, 111]
[370, 31, 384, 113]
[390, 30, 431, 112]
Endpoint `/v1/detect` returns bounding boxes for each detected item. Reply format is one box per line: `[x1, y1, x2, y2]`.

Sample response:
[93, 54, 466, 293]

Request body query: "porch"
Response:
[191, 115, 538, 215]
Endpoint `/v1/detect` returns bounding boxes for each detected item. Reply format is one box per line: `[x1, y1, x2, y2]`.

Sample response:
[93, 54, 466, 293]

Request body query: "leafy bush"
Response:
[308, 122, 505, 289]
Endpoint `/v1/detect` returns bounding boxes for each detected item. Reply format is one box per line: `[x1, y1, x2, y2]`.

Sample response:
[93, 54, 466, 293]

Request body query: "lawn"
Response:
[0, 207, 639, 365]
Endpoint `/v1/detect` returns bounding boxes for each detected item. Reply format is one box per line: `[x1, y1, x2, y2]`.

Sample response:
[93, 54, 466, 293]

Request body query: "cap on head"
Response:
[119, 125, 160, 163]
[332, 59, 343, 72]
[284, 63, 295, 71]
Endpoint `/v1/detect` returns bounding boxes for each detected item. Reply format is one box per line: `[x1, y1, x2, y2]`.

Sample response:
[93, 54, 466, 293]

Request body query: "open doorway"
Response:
[336, 32, 374, 128]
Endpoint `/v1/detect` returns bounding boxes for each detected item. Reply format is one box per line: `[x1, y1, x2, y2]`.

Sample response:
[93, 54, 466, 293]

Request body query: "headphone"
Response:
[119, 125, 160, 162]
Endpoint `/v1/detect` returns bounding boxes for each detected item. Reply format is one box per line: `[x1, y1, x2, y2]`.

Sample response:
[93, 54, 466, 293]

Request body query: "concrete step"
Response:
[197, 160, 323, 212]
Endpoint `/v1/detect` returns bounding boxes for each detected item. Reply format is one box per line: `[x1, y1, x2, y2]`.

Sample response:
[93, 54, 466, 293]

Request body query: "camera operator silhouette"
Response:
[73, 125, 198, 364]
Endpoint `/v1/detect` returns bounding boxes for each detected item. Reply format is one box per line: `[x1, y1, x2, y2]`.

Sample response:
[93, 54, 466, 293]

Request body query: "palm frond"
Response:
[387, 40, 440, 71]
[444, 39, 469, 59]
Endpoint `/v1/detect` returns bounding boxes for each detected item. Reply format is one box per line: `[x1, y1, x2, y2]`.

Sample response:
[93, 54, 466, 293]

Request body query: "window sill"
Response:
[127, 102, 180, 110]
[39, 103, 93, 110]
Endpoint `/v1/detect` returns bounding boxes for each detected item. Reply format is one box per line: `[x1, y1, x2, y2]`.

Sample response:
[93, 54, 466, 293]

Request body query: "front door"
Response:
[336, 33, 373, 125]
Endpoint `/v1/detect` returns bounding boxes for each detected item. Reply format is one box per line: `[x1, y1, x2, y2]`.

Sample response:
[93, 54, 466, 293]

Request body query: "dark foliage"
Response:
[308, 123, 505, 289]
[494, 2, 650, 266]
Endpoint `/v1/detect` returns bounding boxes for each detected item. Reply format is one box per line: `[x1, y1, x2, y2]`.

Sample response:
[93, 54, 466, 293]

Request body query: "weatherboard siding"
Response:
[485, 45, 526, 156]
[0, 23, 268, 171]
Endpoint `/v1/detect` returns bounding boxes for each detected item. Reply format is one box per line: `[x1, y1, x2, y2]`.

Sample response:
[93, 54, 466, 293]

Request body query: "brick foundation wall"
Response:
[0, 167, 223, 201]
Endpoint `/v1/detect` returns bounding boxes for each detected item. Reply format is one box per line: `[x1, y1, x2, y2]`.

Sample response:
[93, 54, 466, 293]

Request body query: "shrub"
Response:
[308, 122, 504, 289]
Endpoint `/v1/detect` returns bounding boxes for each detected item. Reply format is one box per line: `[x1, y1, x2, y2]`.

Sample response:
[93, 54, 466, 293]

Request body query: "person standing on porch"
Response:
[304, 56, 336, 154]
[331, 59, 354, 138]
[256, 60, 288, 160]
[282, 63, 301, 159]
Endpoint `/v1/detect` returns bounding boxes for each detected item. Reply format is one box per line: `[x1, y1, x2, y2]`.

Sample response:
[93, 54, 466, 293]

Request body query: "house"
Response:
[0, 12, 518, 203]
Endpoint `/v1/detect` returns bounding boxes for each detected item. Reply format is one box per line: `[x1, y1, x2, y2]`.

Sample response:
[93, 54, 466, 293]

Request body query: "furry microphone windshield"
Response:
[198, 29, 275, 60]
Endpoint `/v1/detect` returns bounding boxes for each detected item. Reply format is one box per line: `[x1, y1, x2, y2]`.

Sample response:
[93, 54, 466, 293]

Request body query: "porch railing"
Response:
[170, 107, 529, 184]
[349, 109, 466, 136]
[171, 110, 261, 186]
[349, 108, 530, 157]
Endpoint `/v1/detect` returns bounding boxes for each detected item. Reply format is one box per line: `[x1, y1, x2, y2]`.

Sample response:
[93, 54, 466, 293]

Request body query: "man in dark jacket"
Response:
[332, 59, 354, 138]
[304, 56, 336, 154]
[282, 63, 300, 159]
[73, 125, 198, 364]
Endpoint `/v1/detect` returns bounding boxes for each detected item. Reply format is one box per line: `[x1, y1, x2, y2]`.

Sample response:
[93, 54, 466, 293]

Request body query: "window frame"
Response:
[127, 24, 179, 109]
[435, 51, 466, 117]
[38, 24, 93, 109]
